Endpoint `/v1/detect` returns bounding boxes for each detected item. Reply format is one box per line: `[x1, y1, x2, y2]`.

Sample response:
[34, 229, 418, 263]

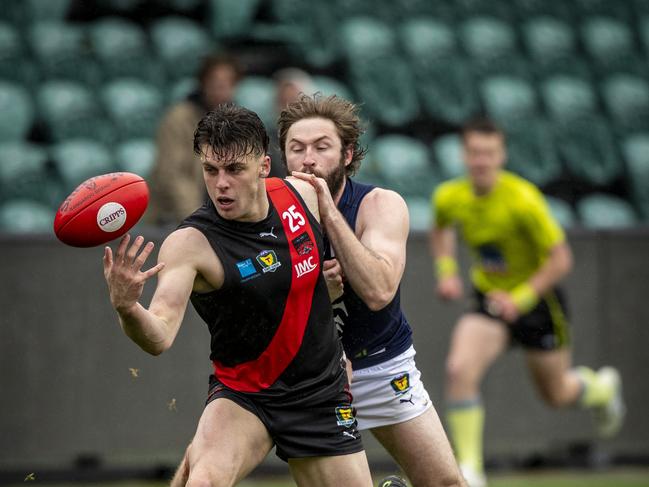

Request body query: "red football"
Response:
[53, 172, 149, 247]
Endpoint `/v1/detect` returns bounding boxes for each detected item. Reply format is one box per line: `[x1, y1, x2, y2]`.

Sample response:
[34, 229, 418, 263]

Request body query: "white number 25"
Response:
[282, 204, 305, 233]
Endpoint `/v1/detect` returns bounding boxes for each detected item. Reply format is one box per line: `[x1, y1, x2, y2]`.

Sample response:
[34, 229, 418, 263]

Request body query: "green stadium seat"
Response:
[353, 150, 385, 188]
[0, 142, 61, 206]
[90, 18, 162, 82]
[38, 80, 111, 143]
[399, 21, 479, 125]
[581, 17, 643, 76]
[333, 0, 393, 22]
[432, 134, 465, 181]
[208, 0, 261, 39]
[163, 0, 203, 13]
[28, 21, 100, 85]
[621, 134, 649, 219]
[263, 0, 339, 68]
[454, 0, 513, 21]
[372, 135, 437, 198]
[541, 75, 598, 123]
[150, 17, 215, 80]
[167, 77, 199, 103]
[577, 193, 638, 229]
[101, 79, 164, 140]
[349, 58, 420, 127]
[51, 139, 116, 189]
[405, 196, 433, 232]
[481, 76, 538, 127]
[114, 139, 156, 179]
[640, 16, 649, 57]
[0, 81, 33, 142]
[601, 74, 649, 134]
[505, 117, 561, 188]
[553, 115, 622, 186]
[573, 0, 631, 21]
[398, 0, 455, 23]
[0, 0, 71, 26]
[418, 55, 480, 126]
[234, 76, 277, 131]
[0, 21, 38, 87]
[0, 200, 54, 234]
[400, 18, 457, 65]
[522, 17, 591, 79]
[513, 0, 573, 22]
[459, 16, 529, 78]
[340, 17, 396, 59]
[341, 18, 419, 127]
[97, 0, 143, 13]
[545, 195, 576, 228]
[24, 0, 71, 22]
[311, 76, 353, 100]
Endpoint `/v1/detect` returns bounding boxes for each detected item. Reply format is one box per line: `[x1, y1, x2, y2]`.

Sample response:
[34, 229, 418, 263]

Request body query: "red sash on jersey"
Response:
[212, 178, 321, 392]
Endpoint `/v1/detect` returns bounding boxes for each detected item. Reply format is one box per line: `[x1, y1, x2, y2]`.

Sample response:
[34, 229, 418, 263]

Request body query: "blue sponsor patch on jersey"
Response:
[236, 258, 257, 279]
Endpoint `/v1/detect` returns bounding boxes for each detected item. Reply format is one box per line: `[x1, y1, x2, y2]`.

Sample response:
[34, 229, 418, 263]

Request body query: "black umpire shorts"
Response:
[205, 369, 364, 462]
[472, 287, 571, 350]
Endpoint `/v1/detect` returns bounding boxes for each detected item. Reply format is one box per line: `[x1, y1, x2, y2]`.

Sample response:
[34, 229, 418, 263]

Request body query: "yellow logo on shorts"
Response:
[390, 373, 411, 395]
[335, 405, 355, 426]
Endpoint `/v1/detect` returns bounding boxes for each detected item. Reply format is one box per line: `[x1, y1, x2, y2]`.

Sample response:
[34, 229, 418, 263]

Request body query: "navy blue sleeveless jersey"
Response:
[179, 178, 344, 398]
[327, 178, 413, 370]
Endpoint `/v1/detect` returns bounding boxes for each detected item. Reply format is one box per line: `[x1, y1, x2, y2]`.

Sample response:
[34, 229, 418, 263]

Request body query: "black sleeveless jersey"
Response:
[179, 178, 343, 397]
[326, 178, 413, 370]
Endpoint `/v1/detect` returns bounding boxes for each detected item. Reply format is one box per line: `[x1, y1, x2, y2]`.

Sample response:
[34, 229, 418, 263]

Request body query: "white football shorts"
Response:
[351, 345, 432, 430]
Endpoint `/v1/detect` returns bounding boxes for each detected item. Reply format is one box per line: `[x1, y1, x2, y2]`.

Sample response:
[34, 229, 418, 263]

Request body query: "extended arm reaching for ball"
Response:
[103, 229, 215, 355]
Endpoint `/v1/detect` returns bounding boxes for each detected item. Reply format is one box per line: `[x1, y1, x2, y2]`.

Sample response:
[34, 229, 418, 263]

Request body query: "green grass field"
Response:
[8, 469, 649, 487]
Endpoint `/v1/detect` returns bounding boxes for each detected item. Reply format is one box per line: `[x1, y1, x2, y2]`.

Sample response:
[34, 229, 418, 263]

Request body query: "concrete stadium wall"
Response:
[1, 228, 648, 472]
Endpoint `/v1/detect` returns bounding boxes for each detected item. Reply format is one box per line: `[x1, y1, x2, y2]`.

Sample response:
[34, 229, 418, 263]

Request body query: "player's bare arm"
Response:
[430, 225, 463, 300]
[294, 169, 408, 310]
[103, 227, 221, 355]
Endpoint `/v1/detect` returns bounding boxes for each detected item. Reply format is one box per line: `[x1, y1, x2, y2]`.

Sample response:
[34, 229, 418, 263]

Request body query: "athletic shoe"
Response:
[595, 366, 626, 438]
[460, 464, 487, 487]
[377, 475, 408, 487]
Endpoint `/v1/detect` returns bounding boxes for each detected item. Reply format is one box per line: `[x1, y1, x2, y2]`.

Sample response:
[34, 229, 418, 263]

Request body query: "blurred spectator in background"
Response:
[267, 67, 314, 178]
[148, 52, 242, 226]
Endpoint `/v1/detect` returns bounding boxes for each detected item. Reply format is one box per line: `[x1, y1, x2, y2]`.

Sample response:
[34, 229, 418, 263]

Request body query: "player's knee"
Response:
[446, 358, 473, 387]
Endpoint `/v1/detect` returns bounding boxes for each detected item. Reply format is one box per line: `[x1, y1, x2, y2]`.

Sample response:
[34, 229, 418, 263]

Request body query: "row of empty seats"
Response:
[1, 132, 647, 233]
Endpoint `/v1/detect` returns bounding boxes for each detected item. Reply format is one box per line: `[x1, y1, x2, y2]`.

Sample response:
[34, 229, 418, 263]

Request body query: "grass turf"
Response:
[6, 469, 649, 487]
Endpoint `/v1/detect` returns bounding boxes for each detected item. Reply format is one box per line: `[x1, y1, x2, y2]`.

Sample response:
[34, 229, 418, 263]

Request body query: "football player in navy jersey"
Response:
[279, 94, 465, 487]
[103, 103, 374, 487]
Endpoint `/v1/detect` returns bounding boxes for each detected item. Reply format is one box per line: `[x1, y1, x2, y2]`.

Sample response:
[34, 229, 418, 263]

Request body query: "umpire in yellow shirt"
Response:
[430, 116, 625, 487]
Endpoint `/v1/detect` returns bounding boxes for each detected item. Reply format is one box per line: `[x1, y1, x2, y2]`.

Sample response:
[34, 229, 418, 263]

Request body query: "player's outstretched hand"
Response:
[103, 234, 165, 313]
[323, 258, 344, 301]
[291, 171, 338, 221]
[437, 275, 463, 301]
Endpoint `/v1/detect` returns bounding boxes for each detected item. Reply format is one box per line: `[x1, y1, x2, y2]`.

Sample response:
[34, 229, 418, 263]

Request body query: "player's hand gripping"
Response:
[103, 234, 165, 313]
[291, 171, 338, 223]
[485, 290, 519, 323]
[323, 258, 344, 301]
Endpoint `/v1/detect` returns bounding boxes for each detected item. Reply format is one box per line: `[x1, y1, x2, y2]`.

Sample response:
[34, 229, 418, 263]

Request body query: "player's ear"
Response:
[343, 145, 353, 166]
[259, 155, 271, 178]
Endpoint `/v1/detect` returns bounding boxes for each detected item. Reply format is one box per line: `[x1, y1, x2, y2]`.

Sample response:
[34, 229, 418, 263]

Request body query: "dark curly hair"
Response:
[277, 94, 367, 176]
[194, 103, 269, 161]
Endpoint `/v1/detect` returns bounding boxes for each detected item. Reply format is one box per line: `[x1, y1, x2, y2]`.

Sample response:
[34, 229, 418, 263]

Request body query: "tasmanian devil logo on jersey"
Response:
[256, 250, 281, 273]
[292, 232, 314, 255]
